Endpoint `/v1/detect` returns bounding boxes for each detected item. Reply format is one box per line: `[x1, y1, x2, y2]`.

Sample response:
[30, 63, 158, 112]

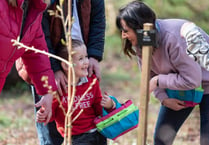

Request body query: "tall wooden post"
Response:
[63, 0, 72, 145]
[67, 0, 72, 143]
[137, 23, 154, 145]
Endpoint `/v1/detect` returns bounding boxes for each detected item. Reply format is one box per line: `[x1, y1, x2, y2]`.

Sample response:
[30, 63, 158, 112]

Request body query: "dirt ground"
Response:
[0, 87, 201, 145]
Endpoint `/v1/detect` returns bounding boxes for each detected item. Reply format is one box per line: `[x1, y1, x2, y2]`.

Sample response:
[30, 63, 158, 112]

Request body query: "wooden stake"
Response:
[67, 0, 72, 143]
[63, 0, 72, 145]
[137, 23, 153, 145]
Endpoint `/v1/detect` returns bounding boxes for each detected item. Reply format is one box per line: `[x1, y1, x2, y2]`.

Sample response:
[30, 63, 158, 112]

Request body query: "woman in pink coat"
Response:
[1, 0, 57, 123]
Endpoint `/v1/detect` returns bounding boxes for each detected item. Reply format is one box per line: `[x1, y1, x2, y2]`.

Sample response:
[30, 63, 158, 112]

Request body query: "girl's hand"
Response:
[35, 93, 53, 125]
[101, 93, 115, 109]
[36, 107, 47, 123]
[162, 98, 187, 111]
[149, 75, 159, 93]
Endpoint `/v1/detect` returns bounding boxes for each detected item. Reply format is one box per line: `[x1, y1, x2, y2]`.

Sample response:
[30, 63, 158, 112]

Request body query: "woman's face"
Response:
[120, 19, 138, 47]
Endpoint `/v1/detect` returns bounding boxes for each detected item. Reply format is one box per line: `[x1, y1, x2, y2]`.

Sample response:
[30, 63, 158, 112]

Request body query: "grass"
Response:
[0, 91, 38, 145]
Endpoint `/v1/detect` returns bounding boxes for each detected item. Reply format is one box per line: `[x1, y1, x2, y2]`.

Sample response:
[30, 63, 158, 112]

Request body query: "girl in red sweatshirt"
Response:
[37, 39, 115, 145]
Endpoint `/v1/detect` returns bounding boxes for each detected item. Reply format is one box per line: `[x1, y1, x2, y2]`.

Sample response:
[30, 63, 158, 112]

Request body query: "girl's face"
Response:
[72, 46, 89, 79]
[120, 19, 138, 47]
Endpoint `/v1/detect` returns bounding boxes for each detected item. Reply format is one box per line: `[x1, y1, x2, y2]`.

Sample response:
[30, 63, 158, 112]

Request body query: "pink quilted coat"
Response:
[0, 0, 57, 95]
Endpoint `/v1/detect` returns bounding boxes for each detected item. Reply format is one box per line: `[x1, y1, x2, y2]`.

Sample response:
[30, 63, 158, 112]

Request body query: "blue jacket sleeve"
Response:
[87, 0, 106, 62]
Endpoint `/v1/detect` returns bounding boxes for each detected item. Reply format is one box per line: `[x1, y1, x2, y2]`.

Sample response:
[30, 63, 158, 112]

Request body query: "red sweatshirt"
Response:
[50, 75, 103, 136]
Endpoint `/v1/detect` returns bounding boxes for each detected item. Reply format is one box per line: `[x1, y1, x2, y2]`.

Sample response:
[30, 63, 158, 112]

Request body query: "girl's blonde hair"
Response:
[56, 39, 86, 61]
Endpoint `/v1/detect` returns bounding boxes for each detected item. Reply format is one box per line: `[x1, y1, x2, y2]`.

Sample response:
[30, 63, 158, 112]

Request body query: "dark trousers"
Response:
[72, 131, 107, 145]
[154, 94, 209, 145]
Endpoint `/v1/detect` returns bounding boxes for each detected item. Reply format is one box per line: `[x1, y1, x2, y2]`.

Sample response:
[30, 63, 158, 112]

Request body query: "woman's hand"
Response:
[88, 57, 101, 81]
[7, 0, 17, 7]
[162, 98, 187, 111]
[149, 75, 159, 93]
[54, 70, 68, 96]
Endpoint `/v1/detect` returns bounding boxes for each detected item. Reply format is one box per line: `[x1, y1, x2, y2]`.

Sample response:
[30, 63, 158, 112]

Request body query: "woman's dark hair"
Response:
[116, 1, 156, 58]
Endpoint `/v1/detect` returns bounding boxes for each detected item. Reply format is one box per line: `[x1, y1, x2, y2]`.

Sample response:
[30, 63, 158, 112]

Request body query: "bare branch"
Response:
[11, 38, 72, 67]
